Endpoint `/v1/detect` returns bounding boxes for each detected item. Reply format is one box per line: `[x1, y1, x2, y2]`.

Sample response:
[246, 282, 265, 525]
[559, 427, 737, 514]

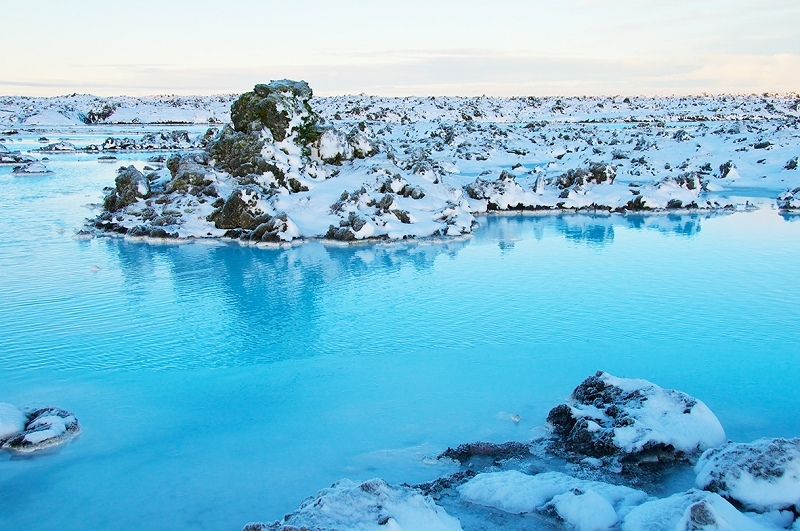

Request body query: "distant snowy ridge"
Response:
[2, 91, 799, 126]
[0, 93, 236, 126]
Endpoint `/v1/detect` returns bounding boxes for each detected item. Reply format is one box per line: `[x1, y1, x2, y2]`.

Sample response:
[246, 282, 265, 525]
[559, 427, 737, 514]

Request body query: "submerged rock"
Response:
[546, 371, 725, 462]
[243, 478, 462, 531]
[1, 407, 80, 453]
[695, 438, 800, 513]
[438, 440, 532, 465]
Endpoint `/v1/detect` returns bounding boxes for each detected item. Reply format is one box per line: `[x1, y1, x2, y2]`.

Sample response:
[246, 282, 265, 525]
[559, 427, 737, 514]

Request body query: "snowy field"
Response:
[1, 90, 800, 530]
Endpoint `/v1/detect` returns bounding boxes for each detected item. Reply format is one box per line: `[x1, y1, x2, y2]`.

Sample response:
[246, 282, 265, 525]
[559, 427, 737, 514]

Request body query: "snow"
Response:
[621, 490, 775, 531]
[695, 438, 800, 512]
[548, 489, 620, 531]
[457, 470, 647, 519]
[23, 414, 69, 444]
[13, 161, 52, 175]
[0, 402, 26, 439]
[246, 478, 462, 531]
[80, 87, 800, 243]
[601, 373, 726, 454]
[548, 371, 726, 458]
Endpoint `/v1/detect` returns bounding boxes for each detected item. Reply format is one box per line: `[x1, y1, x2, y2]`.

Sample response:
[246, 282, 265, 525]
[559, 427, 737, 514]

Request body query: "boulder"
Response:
[546, 371, 725, 461]
[211, 186, 270, 230]
[777, 187, 800, 210]
[103, 165, 150, 211]
[243, 478, 462, 531]
[12, 161, 52, 175]
[230, 79, 316, 142]
[621, 489, 773, 531]
[695, 438, 800, 513]
[1, 407, 80, 453]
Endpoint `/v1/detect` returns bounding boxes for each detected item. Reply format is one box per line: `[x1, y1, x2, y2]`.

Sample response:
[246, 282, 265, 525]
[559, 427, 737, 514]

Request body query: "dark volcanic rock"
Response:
[546, 371, 725, 462]
[103, 165, 150, 211]
[438, 440, 532, 465]
[211, 186, 270, 230]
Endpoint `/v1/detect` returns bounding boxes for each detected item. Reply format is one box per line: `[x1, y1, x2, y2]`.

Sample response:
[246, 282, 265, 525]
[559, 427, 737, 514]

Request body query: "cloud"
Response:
[1, 50, 798, 97]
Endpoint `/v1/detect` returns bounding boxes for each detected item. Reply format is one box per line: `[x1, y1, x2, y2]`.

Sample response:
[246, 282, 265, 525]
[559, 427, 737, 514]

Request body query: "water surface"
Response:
[1, 139, 799, 530]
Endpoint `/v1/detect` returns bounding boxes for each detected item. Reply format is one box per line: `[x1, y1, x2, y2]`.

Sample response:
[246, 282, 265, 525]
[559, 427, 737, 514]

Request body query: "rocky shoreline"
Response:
[84, 80, 799, 244]
[245, 372, 800, 531]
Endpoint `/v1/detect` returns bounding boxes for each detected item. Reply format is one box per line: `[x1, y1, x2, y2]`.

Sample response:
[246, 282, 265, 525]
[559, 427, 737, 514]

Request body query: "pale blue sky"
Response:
[3, 0, 798, 96]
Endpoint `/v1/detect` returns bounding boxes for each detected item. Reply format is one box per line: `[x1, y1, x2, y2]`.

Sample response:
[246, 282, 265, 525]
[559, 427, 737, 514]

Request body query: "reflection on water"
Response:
[780, 211, 800, 222]
[477, 211, 717, 252]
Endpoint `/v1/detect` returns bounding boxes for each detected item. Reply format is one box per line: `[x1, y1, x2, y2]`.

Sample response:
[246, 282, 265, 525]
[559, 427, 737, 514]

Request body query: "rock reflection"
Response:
[106, 237, 469, 368]
[476, 211, 725, 251]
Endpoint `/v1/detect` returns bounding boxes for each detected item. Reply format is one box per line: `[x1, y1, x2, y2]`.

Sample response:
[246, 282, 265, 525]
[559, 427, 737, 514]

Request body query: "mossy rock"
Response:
[230, 80, 317, 143]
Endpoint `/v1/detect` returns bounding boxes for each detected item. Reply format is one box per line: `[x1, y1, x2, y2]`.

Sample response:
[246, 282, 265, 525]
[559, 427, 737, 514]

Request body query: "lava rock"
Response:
[103, 165, 150, 211]
[546, 371, 725, 462]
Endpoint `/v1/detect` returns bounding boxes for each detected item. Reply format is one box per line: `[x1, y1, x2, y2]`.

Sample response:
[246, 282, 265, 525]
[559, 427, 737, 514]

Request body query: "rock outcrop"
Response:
[695, 438, 800, 513]
[546, 371, 725, 463]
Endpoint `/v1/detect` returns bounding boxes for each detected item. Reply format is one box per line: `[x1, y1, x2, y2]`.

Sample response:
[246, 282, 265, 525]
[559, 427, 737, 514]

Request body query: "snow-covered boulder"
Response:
[12, 161, 52, 175]
[465, 170, 547, 211]
[458, 470, 647, 529]
[777, 187, 800, 211]
[695, 438, 800, 513]
[38, 141, 77, 152]
[0, 403, 27, 439]
[313, 125, 376, 164]
[1, 407, 80, 453]
[621, 489, 775, 531]
[546, 371, 725, 461]
[103, 165, 150, 211]
[243, 478, 462, 531]
[1, 151, 36, 165]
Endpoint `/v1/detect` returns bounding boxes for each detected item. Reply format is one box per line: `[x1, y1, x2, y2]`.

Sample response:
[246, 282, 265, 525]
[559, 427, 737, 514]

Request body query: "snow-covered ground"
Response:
[3, 87, 799, 244]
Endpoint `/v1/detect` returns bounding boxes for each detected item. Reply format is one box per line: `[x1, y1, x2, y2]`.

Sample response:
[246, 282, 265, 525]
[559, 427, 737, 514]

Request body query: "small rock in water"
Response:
[1, 407, 80, 453]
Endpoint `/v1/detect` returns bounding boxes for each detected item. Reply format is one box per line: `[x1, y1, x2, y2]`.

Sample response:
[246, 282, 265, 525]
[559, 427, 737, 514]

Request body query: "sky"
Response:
[3, 0, 798, 97]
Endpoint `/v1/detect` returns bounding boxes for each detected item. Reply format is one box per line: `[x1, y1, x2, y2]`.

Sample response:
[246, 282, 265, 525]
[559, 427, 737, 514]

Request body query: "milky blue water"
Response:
[1, 130, 800, 530]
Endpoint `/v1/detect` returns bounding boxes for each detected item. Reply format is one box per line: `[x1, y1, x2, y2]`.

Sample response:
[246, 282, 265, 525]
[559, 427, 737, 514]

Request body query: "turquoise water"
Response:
[1, 140, 800, 530]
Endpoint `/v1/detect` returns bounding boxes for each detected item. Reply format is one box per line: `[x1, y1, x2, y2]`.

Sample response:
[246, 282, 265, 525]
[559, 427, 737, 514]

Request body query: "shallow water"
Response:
[1, 133, 800, 530]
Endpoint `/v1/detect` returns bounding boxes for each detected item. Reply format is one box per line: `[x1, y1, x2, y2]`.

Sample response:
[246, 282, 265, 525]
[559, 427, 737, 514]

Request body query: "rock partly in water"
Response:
[243, 478, 462, 531]
[457, 470, 647, 527]
[695, 438, 800, 513]
[12, 161, 52, 175]
[621, 489, 775, 531]
[1, 407, 80, 453]
[438, 440, 533, 466]
[103, 165, 150, 211]
[777, 187, 800, 211]
[546, 371, 725, 463]
[0, 402, 27, 439]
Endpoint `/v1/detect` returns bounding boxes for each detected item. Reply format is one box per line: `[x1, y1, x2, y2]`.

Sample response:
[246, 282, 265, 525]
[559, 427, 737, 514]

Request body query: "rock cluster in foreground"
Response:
[243, 373, 800, 531]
